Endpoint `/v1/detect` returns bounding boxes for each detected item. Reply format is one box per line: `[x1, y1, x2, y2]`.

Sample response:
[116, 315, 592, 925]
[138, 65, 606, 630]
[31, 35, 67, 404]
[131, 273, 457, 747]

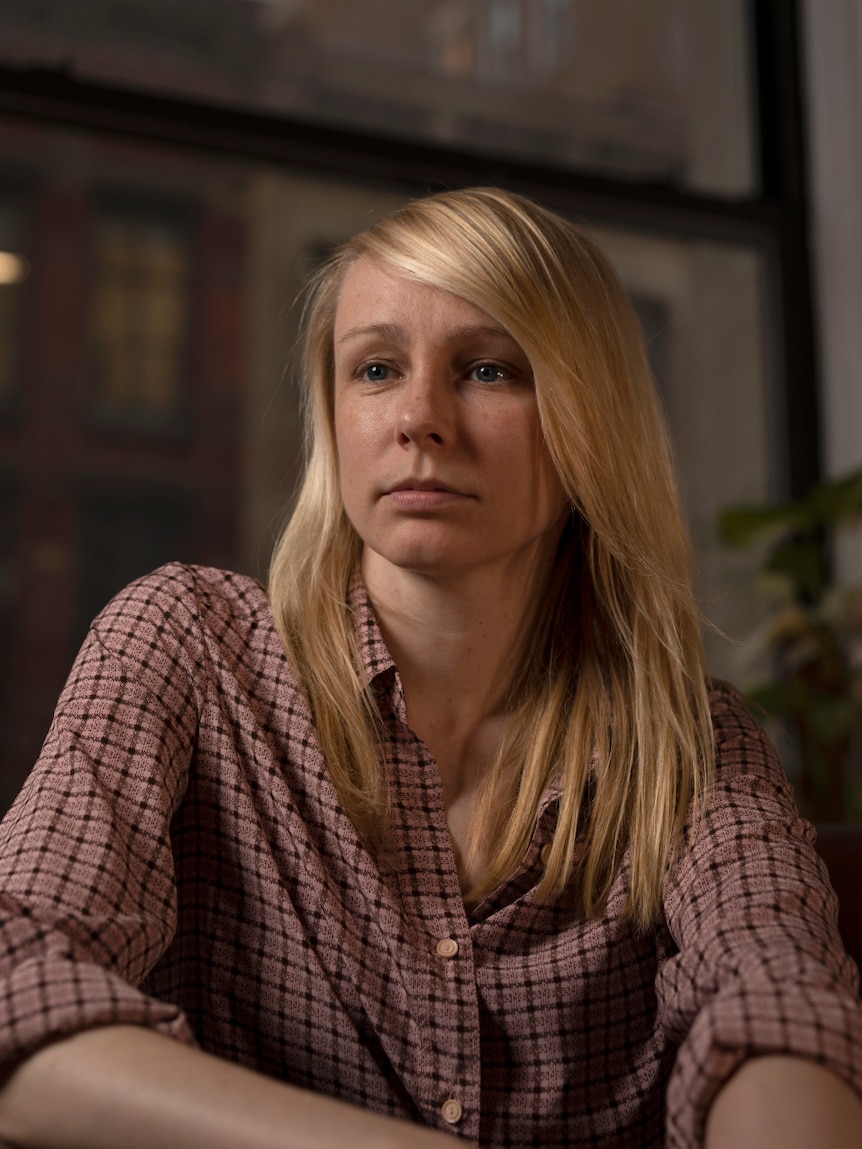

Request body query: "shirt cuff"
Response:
[666, 983, 862, 1148]
[0, 957, 197, 1068]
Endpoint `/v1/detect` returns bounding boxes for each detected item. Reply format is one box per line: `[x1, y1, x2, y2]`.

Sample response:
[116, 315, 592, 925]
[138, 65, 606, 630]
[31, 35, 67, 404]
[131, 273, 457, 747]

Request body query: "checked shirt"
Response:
[0, 563, 860, 1147]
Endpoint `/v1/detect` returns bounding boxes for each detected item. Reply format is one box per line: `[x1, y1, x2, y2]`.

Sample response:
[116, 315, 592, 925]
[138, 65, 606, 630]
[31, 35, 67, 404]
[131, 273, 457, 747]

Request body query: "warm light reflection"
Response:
[0, 252, 29, 284]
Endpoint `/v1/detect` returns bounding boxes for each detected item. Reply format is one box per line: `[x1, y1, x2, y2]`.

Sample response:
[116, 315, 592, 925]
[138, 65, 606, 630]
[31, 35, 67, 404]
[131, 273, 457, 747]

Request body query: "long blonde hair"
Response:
[269, 187, 714, 927]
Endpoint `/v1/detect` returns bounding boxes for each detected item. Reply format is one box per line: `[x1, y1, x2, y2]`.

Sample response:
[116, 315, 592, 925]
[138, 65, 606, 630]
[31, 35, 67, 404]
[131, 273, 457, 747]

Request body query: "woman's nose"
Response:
[396, 374, 454, 447]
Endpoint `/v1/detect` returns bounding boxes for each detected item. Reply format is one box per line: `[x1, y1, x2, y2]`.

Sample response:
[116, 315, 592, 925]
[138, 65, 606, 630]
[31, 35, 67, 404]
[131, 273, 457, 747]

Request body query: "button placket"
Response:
[387, 732, 481, 1140]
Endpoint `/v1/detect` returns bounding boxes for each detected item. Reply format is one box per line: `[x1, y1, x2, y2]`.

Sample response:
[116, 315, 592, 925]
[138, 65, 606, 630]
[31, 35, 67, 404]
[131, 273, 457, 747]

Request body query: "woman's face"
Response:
[332, 256, 568, 585]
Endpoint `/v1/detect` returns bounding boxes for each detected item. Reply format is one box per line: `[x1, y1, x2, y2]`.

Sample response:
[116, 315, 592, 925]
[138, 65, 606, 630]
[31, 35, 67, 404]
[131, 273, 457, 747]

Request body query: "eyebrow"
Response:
[336, 321, 516, 345]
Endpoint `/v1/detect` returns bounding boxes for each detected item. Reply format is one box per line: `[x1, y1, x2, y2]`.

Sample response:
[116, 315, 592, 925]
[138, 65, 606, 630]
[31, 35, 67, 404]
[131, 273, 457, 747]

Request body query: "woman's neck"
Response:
[361, 549, 554, 790]
[361, 546, 563, 900]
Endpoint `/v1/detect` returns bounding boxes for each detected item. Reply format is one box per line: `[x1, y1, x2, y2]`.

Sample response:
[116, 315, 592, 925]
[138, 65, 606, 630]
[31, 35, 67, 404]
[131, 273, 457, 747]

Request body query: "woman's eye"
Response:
[361, 363, 390, 382]
[471, 363, 504, 384]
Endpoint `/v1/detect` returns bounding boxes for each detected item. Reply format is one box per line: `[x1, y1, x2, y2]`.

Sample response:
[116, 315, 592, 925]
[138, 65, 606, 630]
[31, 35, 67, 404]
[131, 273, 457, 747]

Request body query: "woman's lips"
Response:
[383, 481, 471, 510]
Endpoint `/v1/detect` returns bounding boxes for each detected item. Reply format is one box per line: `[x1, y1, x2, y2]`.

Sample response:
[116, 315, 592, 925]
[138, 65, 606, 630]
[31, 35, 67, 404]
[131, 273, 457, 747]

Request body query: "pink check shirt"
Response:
[0, 564, 859, 1147]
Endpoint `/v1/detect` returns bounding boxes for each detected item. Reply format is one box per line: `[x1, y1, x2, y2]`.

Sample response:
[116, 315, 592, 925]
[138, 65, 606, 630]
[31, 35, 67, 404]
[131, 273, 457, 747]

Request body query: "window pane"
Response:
[591, 224, 775, 679]
[89, 207, 191, 427]
[0, 0, 756, 196]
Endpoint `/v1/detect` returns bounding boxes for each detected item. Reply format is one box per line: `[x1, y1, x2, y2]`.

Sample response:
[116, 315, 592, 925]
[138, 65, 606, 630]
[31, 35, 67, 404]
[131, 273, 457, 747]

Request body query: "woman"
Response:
[0, 188, 859, 1148]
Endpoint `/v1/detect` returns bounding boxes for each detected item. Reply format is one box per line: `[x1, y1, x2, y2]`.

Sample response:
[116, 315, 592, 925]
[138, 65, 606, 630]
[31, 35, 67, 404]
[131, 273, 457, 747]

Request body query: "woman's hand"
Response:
[705, 1055, 862, 1148]
[0, 1025, 456, 1149]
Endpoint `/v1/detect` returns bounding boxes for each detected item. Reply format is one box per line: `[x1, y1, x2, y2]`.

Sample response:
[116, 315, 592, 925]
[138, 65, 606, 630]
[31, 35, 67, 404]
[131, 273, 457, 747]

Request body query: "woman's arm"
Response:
[0, 1025, 455, 1149]
[705, 1055, 862, 1148]
[0, 576, 203, 1076]
[659, 683, 862, 1146]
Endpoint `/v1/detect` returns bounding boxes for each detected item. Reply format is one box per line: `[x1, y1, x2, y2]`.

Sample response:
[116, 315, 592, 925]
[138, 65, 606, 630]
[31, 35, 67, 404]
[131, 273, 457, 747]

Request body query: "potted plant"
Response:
[719, 468, 862, 822]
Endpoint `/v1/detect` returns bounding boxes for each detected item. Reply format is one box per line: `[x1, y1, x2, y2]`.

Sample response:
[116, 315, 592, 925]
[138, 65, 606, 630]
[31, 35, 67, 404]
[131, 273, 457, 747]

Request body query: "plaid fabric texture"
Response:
[0, 563, 859, 1147]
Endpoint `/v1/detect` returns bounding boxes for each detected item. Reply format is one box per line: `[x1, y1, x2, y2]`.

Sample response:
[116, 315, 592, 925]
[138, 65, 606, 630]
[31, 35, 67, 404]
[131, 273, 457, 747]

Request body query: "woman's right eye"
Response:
[361, 363, 390, 382]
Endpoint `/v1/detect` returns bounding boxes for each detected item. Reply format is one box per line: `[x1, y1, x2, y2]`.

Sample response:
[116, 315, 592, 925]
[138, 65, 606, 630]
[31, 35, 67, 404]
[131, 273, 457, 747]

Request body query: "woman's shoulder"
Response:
[705, 676, 787, 788]
[88, 563, 277, 680]
[94, 562, 268, 624]
[706, 677, 761, 732]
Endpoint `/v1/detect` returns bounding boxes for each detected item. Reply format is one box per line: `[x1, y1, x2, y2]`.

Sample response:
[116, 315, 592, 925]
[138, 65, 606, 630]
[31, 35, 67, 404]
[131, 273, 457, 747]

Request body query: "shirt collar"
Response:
[347, 569, 565, 811]
[348, 569, 396, 688]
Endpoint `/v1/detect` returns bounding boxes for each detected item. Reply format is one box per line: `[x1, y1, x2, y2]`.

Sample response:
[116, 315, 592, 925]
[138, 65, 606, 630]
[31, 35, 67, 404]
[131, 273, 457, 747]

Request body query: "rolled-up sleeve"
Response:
[658, 682, 862, 1147]
[0, 568, 204, 1068]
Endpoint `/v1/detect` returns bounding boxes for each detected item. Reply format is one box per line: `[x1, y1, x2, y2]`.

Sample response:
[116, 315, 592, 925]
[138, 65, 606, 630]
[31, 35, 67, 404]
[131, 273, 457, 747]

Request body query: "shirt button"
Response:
[441, 1098, 464, 1124]
[436, 937, 459, 959]
[540, 842, 553, 865]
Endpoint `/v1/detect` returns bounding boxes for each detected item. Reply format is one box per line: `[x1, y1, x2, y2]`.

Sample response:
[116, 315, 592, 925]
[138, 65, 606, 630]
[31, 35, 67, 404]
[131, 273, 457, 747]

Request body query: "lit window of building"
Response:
[89, 206, 191, 427]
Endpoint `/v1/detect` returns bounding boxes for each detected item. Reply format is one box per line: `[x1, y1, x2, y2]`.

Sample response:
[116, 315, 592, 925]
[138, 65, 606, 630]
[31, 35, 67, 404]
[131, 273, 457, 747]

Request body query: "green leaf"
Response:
[718, 504, 804, 547]
[766, 535, 826, 603]
[808, 697, 855, 744]
[804, 468, 862, 524]
[746, 680, 798, 716]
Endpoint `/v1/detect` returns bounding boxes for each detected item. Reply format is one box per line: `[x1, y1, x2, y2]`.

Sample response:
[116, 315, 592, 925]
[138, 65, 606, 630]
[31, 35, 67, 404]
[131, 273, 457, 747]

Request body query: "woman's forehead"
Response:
[333, 255, 508, 342]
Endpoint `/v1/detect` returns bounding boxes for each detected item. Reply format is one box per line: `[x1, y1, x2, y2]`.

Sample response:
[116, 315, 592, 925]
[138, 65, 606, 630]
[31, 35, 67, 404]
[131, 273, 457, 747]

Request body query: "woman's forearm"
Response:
[0, 1025, 454, 1149]
[705, 1055, 862, 1149]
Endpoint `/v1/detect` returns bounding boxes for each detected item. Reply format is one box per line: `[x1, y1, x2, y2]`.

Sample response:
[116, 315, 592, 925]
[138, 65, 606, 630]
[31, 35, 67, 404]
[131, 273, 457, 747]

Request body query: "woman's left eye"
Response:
[470, 363, 505, 384]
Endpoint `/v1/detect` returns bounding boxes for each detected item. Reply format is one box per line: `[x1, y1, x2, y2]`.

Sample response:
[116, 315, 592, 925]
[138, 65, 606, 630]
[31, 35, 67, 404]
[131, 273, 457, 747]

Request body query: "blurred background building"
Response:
[0, 0, 858, 811]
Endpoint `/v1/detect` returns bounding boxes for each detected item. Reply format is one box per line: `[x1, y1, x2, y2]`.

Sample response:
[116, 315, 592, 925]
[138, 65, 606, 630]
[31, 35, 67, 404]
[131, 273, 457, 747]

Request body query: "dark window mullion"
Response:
[751, 0, 820, 497]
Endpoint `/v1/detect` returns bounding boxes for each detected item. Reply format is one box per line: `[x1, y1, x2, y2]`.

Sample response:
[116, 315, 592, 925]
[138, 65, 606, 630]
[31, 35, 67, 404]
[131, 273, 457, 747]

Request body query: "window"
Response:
[0, 0, 755, 194]
[89, 204, 191, 429]
[0, 1, 817, 809]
